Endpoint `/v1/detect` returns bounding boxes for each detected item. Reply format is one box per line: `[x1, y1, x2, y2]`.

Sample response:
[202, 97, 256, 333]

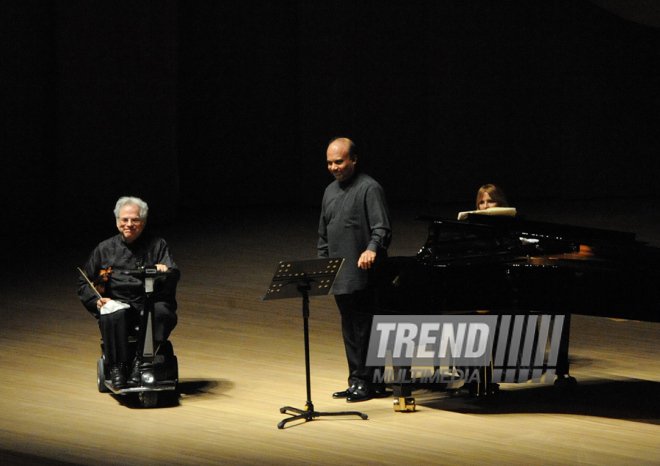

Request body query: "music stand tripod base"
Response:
[263, 258, 369, 429]
[278, 403, 368, 429]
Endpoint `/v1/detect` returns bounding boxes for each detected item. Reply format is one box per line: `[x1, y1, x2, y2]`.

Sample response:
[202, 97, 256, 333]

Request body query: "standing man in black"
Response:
[318, 137, 392, 402]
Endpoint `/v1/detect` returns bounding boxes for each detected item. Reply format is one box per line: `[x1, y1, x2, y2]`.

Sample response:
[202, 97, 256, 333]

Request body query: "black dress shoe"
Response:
[373, 388, 392, 398]
[110, 362, 127, 389]
[346, 385, 373, 403]
[333, 384, 357, 399]
[129, 359, 155, 387]
[128, 358, 141, 387]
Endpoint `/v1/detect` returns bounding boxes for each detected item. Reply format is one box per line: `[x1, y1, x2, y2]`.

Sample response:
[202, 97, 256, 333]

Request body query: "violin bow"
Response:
[77, 267, 103, 300]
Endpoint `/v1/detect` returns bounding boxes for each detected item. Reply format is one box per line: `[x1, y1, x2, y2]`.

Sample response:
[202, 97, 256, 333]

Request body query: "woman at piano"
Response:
[468, 184, 511, 396]
[476, 183, 509, 211]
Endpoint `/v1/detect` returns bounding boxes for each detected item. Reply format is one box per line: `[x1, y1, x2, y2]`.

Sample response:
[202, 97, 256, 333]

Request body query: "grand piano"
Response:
[374, 212, 660, 411]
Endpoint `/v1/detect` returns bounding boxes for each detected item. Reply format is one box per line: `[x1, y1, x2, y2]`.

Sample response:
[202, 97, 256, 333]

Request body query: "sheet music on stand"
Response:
[457, 207, 517, 220]
[262, 258, 343, 301]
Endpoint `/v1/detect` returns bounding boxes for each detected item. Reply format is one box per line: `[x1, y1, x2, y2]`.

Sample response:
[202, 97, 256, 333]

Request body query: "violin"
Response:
[93, 267, 114, 296]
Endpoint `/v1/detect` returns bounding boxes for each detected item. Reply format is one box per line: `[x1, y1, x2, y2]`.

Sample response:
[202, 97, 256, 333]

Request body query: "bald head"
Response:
[328, 137, 356, 161]
[327, 137, 357, 182]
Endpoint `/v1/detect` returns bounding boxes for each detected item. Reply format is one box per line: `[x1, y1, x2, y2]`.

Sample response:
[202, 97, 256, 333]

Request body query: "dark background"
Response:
[2, 0, 659, 251]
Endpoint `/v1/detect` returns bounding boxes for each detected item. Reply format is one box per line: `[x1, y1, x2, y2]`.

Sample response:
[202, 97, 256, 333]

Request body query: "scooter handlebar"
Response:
[119, 267, 175, 278]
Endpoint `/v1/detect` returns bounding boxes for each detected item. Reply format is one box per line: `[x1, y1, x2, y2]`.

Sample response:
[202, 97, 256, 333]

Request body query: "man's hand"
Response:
[358, 250, 376, 269]
[155, 264, 169, 272]
[97, 297, 111, 312]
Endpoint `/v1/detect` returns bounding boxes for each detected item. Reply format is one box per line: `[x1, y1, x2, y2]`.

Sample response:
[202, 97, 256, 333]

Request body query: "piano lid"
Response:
[417, 214, 637, 247]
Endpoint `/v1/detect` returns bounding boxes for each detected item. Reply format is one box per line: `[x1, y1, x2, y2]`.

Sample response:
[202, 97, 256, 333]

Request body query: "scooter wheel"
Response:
[138, 391, 158, 408]
[97, 358, 110, 393]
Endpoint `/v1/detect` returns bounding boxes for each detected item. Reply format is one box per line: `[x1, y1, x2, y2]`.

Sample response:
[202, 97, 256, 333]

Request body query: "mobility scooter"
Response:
[94, 267, 179, 408]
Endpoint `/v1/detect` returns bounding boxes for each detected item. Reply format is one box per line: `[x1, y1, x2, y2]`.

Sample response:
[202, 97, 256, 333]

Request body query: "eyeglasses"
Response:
[117, 217, 143, 225]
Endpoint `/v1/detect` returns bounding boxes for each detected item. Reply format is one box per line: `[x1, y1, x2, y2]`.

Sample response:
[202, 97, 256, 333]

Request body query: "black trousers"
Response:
[98, 303, 177, 365]
[334, 290, 381, 390]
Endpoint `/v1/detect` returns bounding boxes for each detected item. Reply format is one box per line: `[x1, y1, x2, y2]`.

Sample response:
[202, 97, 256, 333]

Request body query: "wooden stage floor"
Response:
[1, 199, 658, 465]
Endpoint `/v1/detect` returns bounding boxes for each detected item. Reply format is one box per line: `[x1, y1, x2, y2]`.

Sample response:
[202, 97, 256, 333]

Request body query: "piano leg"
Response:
[392, 364, 416, 412]
[554, 314, 577, 389]
[462, 361, 500, 397]
[478, 361, 499, 396]
[556, 314, 570, 377]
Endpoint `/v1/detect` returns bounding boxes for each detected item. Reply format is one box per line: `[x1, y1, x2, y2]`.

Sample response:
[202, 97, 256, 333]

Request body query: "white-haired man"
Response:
[77, 196, 180, 389]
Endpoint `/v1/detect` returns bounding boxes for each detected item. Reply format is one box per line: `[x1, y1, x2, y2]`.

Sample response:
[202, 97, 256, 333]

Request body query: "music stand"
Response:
[263, 258, 368, 429]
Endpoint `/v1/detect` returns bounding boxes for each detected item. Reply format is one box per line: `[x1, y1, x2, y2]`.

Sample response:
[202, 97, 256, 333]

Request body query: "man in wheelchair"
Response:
[77, 196, 180, 390]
